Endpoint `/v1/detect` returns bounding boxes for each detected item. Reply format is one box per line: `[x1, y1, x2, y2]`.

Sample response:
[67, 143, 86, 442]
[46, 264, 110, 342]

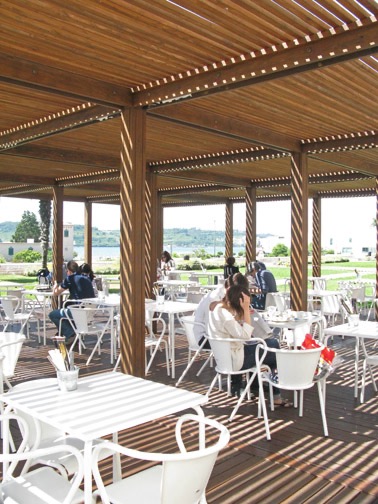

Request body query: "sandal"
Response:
[274, 398, 293, 408]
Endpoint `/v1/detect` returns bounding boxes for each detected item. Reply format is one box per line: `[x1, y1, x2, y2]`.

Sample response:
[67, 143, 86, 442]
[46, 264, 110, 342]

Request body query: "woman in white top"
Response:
[209, 284, 291, 406]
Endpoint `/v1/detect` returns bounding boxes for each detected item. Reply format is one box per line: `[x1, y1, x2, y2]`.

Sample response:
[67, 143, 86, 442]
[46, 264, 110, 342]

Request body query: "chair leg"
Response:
[196, 353, 213, 377]
[176, 348, 202, 386]
[360, 360, 367, 403]
[206, 373, 219, 400]
[317, 381, 329, 436]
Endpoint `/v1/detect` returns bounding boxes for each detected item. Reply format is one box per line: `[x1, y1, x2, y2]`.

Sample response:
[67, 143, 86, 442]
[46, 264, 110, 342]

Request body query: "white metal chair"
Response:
[206, 336, 271, 439]
[0, 332, 26, 393]
[0, 412, 85, 504]
[114, 311, 169, 375]
[91, 413, 230, 504]
[64, 305, 112, 365]
[0, 296, 38, 338]
[261, 345, 328, 436]
[360, 339, 378, 403]
[176, 315, 213, 387]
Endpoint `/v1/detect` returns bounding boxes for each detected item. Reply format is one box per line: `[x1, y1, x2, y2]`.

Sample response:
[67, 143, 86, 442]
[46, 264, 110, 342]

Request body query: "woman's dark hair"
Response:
[79, 262, 95, 281]
[161, 250, 172, 262]
[226, 256, 236, 266]
[228, 272, 249, 290]
[224, 284, 250, 319]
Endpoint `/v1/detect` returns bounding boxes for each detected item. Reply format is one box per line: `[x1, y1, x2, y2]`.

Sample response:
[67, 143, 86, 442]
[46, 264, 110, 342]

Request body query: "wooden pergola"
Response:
[0, 1, 377, 376]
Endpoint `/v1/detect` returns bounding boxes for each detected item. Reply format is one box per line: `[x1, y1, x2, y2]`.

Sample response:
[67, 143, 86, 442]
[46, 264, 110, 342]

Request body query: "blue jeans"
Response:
[49, 308, 74, 340]
[233, 338, 280, 395]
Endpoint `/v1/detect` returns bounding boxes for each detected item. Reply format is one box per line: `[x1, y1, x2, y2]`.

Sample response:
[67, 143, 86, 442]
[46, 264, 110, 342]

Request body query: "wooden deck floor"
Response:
[3, 322, 378, 503]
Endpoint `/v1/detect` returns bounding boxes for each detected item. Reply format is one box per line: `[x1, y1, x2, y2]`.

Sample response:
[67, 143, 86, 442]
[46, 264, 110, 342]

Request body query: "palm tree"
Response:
[39, 199, 51, 269]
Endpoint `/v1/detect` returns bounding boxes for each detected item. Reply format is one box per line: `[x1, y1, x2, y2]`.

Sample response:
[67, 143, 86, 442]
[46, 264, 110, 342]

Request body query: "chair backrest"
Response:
[0, 297, 20, 319]
[180, 315, 206, 351]
[349, 286, 365, 303]
[207, 337, 234, 372]
[321, 294, 341, 316]
[0, 412, 84, 504]
[69, 306, 96, 332]
[187, 292, 204, 303]
[92, 413, 230, 504]
[273, 346, 323, 389]
[0, 332, 25, 379]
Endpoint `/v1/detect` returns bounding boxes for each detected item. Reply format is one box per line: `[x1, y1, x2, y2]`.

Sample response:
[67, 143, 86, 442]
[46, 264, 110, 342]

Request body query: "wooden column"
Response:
[225, 201, 233, 259]
[312, 195, 321, 278]
[52, 185, 64, 309]
[245, 184, 257, 267]
[376, 177, 378, 321]
[290, 152, 308, 311]
[145, 170, 159, 298]
[119, 107, 146, 377]
[84, 201, 92, 266]
[156, 193, 163, 264]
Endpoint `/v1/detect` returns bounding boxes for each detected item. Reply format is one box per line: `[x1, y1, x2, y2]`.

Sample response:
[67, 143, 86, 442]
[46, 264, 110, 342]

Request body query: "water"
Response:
[74, 245, 246, 260]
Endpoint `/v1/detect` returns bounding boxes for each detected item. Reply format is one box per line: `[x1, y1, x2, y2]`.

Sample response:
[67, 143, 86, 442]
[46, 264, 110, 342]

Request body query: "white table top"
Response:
[155, 279, 199, 287]
[146, 300, 198, 314]
[262, 311, 321, 329]
[324, 321, 378, 339]
[0, 281, 21, 287]
[0, 372, 207, 442]
[81, 295, 121, 306]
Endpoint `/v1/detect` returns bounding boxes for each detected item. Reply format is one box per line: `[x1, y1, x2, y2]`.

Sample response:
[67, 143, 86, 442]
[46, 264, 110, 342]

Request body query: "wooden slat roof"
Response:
[0, 0, 377, 205]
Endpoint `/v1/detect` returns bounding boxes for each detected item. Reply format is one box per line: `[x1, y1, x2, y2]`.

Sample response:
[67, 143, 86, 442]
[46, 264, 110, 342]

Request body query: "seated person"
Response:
[248, 261, 277, 310]
[49, 260, 95, 342]
[223, 256, 239, 280]
[208, 283, 290, 405]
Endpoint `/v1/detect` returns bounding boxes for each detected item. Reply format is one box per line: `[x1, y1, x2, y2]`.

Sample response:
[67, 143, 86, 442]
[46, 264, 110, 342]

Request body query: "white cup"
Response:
[348, 314, 359, 327]
[157, 295, 165, 305]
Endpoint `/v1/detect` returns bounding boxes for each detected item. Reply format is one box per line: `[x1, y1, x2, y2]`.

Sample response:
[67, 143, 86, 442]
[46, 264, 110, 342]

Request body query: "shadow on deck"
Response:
[3, 322, 378, 503]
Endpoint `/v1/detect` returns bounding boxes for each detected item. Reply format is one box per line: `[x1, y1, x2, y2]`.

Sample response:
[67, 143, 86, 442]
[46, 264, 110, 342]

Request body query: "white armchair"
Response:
[92, 414, 230, 504]
[0, 413, 85, 504]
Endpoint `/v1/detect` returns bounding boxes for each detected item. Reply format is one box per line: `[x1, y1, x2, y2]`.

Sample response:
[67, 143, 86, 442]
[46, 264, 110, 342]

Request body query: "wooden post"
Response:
[52, 186, 64, 309]
[225, 201, 233, 259]
[375, 177, 378, 321]
[312, 195, 321, 278]
[84, 201, 92, 266]
[290, 152, 308, 311]
[145, 170, 158, 298]
[245, 184, 257, 267]
[119, 107, 146, 377]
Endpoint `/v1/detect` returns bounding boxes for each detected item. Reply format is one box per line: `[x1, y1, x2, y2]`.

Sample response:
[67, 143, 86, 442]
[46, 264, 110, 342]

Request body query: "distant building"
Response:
[0, 223, 74, 261]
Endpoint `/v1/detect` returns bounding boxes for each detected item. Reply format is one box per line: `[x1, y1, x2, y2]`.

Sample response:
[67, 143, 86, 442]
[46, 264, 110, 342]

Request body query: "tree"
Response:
[39, 199, 52, 268]
[271, 243, 290, 257]
[11, 211, 41, 243]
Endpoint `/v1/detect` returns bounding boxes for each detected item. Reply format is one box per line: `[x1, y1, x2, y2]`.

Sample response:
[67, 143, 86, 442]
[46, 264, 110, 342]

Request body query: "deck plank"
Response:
[2, 323, 378, 503]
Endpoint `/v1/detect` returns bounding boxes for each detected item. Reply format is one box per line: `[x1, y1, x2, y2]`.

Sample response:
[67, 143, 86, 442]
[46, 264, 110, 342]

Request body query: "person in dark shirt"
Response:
[49, 260, 95, 342]
[249, 261, 277, 310]
[223, 256, 239, 280]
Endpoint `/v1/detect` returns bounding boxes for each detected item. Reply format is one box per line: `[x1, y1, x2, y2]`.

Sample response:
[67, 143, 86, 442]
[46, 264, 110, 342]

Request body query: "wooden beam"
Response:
[303, 133, 377, 154]
[0, 105, 121, 151]
[5, 145, 120, 169]
[150, 147, 283, 172]
[136, 23, 378, 107]
[157, 170, 250, 187]
[0, 52, 132, 107]
[149, 107, 299, 152]
[159, 184, 236, 196]
[309, 152, 378, 177]
[0, 172, 54, 185]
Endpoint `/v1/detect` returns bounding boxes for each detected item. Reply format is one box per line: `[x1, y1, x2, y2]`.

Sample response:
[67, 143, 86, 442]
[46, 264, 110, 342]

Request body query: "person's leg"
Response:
[49, 308, 75, 340]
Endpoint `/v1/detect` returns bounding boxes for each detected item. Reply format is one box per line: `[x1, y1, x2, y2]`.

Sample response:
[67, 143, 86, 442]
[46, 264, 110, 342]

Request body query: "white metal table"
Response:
[1, 371, 207, 504]
[263, 311, 322, 347]
[22, 289, 67, 345]
[146, 301, 198, 378]
[324, 321, 378, 398]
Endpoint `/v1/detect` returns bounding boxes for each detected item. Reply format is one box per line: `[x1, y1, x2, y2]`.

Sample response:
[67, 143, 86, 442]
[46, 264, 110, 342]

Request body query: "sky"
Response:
[0, 195, 375, 249]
